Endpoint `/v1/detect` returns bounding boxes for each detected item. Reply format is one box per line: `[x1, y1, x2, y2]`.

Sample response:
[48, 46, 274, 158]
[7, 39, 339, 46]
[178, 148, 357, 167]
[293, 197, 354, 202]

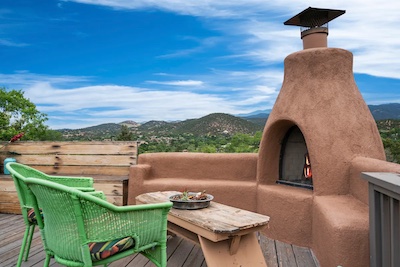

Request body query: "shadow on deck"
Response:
[0, 213, 319, 267]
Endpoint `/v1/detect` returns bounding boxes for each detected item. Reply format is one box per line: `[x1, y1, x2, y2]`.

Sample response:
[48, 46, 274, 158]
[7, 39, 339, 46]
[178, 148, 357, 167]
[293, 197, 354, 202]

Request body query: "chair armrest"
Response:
[86, 191, 107, 200]
[74, 187, 96, 192]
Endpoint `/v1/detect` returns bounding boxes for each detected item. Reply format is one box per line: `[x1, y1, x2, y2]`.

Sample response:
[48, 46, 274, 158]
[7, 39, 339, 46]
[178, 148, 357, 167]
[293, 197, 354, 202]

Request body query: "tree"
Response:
[0, 87, 50, 141]
[116, 125, 134, 141]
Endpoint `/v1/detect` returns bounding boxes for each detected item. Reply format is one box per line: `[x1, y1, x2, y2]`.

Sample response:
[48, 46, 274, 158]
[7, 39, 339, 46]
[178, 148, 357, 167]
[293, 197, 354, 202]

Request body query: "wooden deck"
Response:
[0, 213, 320, 267]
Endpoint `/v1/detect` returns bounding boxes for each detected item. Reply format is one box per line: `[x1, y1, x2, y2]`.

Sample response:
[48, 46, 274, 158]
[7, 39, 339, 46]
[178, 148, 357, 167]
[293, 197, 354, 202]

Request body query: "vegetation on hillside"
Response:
[56, 115, 400, 163]
[138, 132, 263, 154]
[377, 120, 400, 163]
[137, 119, 400, 163]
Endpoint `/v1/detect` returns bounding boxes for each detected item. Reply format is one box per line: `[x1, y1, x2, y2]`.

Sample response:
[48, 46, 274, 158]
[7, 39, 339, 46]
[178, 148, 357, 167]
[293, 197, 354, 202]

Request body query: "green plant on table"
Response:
[173, 190, 208, 201]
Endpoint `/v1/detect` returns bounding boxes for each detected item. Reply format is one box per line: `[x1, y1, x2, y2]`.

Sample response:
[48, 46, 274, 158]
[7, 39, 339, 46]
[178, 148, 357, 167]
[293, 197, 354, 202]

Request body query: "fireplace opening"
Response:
[278, 126, 313, 189]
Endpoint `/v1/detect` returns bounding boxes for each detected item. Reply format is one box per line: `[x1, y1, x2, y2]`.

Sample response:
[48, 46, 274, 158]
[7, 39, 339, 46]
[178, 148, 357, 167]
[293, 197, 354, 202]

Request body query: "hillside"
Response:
[57, 103, 400, 140]
[59, 123, 122, 140]
[174, 113, 262, 135]
[58, 113, 264, 140]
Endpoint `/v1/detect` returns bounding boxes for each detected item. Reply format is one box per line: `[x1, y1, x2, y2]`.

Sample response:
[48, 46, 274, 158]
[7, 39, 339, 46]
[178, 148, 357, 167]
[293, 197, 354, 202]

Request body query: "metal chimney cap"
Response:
[284, 7, 345, 28]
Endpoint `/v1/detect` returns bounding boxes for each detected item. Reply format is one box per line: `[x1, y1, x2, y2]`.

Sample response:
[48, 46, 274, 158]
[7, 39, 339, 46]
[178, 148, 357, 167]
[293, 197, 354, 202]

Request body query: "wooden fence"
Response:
[0, 141, 138, 214]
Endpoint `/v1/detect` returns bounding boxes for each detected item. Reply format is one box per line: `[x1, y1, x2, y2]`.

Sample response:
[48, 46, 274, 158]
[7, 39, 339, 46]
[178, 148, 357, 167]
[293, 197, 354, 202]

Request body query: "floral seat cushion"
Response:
[27, 208, 43, 224]
[89, 237, 135, 261]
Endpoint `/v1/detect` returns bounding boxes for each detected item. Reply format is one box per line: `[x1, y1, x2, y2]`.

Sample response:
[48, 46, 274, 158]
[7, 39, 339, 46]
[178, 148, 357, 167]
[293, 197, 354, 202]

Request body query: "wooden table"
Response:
[136, 191, 270, 267]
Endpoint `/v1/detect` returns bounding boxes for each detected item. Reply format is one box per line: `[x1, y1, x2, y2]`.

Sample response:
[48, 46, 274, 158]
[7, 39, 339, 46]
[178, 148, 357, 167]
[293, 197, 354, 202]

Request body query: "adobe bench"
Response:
[0, 141, 137, 214]
[127, 152, 259, 212]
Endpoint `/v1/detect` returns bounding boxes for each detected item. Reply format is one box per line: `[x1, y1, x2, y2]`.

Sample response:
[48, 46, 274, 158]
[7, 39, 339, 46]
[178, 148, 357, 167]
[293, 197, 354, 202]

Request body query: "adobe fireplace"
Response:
[271, 8, 347, 190]
[254, 7, 391, 266]
[278, 126, 312, 189]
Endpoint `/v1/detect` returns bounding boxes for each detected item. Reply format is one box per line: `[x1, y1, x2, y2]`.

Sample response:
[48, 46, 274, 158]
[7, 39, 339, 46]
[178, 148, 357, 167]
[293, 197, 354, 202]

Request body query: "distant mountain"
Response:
[58, 113, 263, 140]
[57, 103, 400, 140]
[245, 117, 268, 127]
[238, 103, 400, 121]
[368, 103, 400, 120]
[138, 113, 263, 136]
[174, 113, 263, 135]
[120, 120, 140, 128]
[236, 109, 272, 118]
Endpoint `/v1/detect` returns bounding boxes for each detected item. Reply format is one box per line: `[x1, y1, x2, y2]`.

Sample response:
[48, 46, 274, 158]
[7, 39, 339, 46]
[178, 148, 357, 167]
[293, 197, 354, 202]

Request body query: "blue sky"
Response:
[1, 0, 400, 129]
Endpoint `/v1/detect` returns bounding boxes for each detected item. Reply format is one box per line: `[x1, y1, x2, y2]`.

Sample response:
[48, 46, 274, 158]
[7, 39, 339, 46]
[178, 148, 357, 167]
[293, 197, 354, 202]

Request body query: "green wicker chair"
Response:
[6, 162, 96, 267]
[23, 177, 172, 267]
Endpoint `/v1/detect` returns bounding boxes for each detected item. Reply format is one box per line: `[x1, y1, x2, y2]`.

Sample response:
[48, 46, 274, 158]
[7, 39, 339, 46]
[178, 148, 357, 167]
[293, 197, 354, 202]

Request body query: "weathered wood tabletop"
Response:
[136, 191, 270, 235]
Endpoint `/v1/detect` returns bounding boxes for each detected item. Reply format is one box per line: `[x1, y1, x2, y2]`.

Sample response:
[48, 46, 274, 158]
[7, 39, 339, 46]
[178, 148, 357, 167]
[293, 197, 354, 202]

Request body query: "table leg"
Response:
[198, 232, 267, 267]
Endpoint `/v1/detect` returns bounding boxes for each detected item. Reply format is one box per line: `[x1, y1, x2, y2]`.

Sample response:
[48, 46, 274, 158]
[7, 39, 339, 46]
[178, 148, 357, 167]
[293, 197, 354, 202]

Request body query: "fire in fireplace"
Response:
[278, 126, 313, 189]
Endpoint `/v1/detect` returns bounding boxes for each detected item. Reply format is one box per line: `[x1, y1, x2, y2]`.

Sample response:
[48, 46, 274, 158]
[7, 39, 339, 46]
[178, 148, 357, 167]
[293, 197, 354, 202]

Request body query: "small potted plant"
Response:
[169, 190, 214, 210]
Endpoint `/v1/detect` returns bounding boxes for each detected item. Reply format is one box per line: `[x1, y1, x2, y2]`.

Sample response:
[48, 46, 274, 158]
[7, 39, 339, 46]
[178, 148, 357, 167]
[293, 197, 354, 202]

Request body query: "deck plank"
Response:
[276, 239, 297, 267]
[0, 213, 319, 267]
[260, 234, 279, 267]
[293, 245, 320, 267]
[182, 244, 205, 267]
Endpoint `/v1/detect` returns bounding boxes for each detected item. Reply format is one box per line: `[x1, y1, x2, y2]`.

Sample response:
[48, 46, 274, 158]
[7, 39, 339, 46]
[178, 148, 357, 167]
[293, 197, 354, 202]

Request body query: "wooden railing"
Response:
[362, 172, 400, 267]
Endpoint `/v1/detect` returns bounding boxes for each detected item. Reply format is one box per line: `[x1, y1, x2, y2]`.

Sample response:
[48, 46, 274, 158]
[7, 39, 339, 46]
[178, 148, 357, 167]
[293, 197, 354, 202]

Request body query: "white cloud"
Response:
[66, 0, 400, 79]
[0, 72, 91, 87]
[0, 39, 29, 47]
[0, 67, 281, 129]
[146, 80, 204, 86]
[16, 79, 270, 129]
[67, 0, 276, 18]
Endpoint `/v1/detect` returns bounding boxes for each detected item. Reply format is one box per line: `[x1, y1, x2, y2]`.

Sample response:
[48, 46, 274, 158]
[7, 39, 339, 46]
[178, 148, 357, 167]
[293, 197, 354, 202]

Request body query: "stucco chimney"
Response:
[284, 7, 345, 49]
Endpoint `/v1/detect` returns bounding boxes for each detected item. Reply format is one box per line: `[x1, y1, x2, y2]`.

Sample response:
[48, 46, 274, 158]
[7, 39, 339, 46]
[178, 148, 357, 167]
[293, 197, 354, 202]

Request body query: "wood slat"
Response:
[260, 234, 279, 267]
[27, 165, 130, 176]
[0, 193, 19, 203]
[5, 141, 137, 155]
[95, 182, 124, 205]
[276, 240, 297, 267]
[293, 245, 319, 267]
[182, 244, 205, 267]
[165, 237, 194, 266]
[0, 203, 21, 214]
[12, 155, 136, 166]
[105, 196, 123, 206]
[0, 179, 16, 192]
[93, 183, 124, 196]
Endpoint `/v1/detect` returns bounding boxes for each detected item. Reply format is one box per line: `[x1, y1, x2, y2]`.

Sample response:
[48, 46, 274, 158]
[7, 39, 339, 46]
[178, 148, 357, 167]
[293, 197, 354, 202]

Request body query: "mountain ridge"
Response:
[57, 103, 400, 140]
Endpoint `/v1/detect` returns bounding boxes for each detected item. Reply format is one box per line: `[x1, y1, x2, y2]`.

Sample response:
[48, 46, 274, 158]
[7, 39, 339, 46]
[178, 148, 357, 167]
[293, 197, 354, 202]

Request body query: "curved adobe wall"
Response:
[128, 152, 259, 211]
